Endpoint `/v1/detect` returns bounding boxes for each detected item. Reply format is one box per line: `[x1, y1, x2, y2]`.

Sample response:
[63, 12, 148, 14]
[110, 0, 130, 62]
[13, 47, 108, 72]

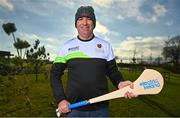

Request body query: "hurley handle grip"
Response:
[56, 100, 89, 117]
[68, 100, 89, 109]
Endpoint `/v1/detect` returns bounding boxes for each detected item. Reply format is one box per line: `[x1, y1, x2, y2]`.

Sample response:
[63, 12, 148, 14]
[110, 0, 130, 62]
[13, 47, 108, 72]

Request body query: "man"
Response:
[50, 6, 136, 117]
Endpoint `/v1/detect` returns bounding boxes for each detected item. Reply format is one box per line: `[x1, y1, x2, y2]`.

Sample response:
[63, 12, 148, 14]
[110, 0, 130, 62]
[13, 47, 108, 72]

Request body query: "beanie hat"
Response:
[75, 6, 96, 28]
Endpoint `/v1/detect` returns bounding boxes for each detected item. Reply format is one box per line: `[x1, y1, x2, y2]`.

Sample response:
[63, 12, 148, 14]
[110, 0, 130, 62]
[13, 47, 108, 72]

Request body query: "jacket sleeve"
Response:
[50, 63, 67, 104]
[106, 59, 124, 88]
[105, 42, 124, 88]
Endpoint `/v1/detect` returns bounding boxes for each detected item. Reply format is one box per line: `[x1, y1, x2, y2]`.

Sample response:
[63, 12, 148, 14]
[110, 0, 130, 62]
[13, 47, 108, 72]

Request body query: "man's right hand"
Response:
[58, 100, 71, 114]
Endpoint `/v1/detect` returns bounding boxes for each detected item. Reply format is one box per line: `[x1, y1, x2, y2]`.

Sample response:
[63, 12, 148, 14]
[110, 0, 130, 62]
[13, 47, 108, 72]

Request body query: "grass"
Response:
[0, 73, 56, 117]
[0, 67, 180, 117]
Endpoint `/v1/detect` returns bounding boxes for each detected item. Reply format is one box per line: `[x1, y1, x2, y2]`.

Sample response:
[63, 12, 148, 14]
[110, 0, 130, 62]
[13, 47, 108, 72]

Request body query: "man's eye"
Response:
[87, 18, 91, 20]
[78, 18, 83, 20]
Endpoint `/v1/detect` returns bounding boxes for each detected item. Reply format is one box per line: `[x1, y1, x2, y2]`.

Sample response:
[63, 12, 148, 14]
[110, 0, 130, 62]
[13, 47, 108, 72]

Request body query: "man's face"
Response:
[76, 17, 94, 40]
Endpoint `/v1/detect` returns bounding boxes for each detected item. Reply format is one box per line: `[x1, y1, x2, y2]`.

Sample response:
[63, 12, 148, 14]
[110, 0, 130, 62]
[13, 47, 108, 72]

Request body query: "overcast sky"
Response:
[0, 0, 179, 62]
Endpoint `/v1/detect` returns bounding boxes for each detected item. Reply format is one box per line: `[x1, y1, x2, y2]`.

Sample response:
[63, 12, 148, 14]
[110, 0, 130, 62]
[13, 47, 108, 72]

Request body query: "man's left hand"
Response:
[118, 81, 137, 99]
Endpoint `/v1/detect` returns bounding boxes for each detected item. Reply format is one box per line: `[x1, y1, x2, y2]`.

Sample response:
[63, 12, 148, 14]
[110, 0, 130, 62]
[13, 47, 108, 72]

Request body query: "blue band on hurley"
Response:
[68, 100, 89, 109]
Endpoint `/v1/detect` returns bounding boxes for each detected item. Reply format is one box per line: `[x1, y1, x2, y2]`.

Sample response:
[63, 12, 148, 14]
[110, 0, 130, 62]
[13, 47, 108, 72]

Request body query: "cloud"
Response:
[15, 0, 80, 17]
[106, 0, 143, 21]
[136, 15, 157, 23]
[153, 3, 167, 17]
[21, 1, 54, 16]
[0, 19, 4, 25]
[117, 14, 125, 21]
[136, 3, 167, 23]
[94, 21, 120, 41]
[18, 32, 39, 42]
[17, 32, 63, 48]
[17, 32, 65, 60]
[54, 0, 76, 9]
[165, 20, 173, 26]
[113, 36, 168, 60]
[0, 0, 14, 11]
[12, 0, 62, 17]
[93, 0, 113, 8]
[95, 0, 167, 24]
[94, 21, 109, 35]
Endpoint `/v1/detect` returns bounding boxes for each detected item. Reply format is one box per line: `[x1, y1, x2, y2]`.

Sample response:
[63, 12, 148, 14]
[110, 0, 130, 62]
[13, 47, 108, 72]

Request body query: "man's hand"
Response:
[58, 100, 71, 114]
[118, 81, 137, 99]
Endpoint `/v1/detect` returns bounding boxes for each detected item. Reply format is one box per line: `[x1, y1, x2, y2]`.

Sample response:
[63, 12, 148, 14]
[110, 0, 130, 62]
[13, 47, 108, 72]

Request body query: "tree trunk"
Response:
[35, 62, 38, 81]
[12, 32, 20, 57]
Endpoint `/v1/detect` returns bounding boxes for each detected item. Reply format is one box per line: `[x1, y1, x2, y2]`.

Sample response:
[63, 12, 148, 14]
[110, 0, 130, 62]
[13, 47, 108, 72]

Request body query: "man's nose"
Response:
[82, 19, 88, 25]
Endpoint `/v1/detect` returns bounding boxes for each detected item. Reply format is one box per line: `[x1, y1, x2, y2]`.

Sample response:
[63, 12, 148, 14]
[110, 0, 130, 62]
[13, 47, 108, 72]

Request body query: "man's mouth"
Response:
[81, 26, 89, 31]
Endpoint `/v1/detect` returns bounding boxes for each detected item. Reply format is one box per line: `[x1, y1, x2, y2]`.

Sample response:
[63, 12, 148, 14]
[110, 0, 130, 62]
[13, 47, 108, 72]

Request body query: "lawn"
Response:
[0, 67, 179, 117]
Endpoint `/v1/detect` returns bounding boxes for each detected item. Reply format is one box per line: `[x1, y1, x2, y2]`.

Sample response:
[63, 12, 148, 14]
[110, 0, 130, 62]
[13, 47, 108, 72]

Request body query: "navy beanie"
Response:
[75, 6, 96, 28]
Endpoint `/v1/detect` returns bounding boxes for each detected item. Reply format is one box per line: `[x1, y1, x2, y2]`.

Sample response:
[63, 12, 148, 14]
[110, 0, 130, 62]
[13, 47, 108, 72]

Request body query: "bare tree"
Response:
[162, 35, 180, 68]
[132, 48, 136, 64]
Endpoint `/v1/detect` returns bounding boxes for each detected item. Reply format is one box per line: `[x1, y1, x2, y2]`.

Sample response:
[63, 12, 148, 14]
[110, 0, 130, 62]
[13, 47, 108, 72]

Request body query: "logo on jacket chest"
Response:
[68, 46, 79, 52]
[96, 44, 104, 53]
